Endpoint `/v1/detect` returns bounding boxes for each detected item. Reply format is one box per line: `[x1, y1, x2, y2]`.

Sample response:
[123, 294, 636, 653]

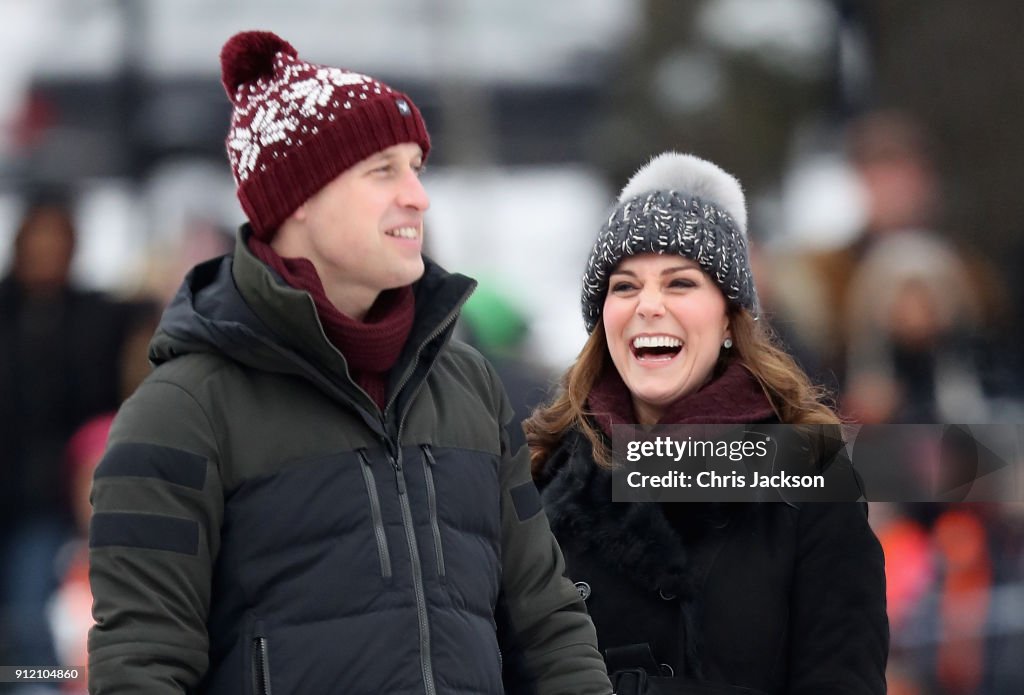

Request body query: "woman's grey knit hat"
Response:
[581, 152, 758, 333]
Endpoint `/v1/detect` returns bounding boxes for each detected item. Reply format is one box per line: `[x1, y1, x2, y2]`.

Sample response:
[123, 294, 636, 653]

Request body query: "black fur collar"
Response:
[539, 429, 697, 600]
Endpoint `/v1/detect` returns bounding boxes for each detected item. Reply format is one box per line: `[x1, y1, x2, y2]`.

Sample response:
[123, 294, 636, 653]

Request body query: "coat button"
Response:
[574, 581, 591, 601]
[658, 588, 677, 601]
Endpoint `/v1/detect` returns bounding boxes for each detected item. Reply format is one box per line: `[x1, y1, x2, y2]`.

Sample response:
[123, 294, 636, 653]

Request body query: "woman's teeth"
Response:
[631, 335, 684, 361]
[632, 335, 682, 349]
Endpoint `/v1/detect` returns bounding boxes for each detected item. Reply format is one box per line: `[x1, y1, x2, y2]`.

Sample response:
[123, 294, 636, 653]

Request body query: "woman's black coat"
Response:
[537, 428, 889, 695]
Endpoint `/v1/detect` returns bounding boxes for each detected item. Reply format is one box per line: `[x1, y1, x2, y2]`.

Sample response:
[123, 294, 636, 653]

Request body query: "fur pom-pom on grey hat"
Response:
[581, 152, 758, 333]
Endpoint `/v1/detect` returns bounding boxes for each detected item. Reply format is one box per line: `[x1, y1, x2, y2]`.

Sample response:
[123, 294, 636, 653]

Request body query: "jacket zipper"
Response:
[390, 448, 436, 695]
[358, 450, 392, 579]
[380, 295, 468, 695]
[252, 636, 272, 695]
[421, 445, 446, 580]
[382, 299, 466, 423]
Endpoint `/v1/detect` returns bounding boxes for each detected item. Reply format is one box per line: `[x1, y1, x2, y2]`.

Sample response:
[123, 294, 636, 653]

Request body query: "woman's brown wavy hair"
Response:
[524, 307, 840, 475]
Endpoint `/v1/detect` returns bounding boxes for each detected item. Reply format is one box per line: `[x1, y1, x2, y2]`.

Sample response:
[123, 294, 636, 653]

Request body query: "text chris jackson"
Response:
[626, 470, 826, 489]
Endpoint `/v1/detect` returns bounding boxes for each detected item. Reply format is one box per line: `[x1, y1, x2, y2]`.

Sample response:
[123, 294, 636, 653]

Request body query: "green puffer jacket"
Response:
[88, 228, 610, 695]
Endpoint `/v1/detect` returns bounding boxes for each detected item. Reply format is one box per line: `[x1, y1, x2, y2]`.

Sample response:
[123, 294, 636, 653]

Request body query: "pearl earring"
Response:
[723, 338, 733, 349]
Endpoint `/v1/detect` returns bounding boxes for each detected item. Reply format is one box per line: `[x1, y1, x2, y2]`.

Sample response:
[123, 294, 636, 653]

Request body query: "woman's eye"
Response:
[610, 282, 636, 293]
[670, 278, 696, 288]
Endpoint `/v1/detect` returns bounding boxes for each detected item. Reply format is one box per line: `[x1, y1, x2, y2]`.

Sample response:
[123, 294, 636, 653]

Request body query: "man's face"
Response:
[277, 142, 429, 317]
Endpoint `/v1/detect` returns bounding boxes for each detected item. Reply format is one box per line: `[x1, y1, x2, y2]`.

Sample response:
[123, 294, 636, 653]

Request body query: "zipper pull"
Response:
[390, 454, 407, 496]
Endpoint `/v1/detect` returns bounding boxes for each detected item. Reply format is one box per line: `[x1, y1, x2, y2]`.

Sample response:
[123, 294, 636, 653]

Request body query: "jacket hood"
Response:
[149, 252, 285, 372]
[149, 226, 476, 404]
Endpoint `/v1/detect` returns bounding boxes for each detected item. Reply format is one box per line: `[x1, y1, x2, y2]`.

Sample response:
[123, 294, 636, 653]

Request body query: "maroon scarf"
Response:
[588, 361, 776, 438]
[247, 236, 414, 409]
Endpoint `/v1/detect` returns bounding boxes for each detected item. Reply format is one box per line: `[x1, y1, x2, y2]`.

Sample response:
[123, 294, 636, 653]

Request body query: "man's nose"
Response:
[399, 168, 430, 211]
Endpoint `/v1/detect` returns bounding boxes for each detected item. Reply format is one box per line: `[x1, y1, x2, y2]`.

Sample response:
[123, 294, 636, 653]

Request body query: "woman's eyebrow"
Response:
[662, 264, 700, 275]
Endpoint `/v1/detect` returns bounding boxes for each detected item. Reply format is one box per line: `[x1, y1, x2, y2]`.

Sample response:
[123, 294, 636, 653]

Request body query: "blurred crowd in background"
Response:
[0, 1, 1022, 693]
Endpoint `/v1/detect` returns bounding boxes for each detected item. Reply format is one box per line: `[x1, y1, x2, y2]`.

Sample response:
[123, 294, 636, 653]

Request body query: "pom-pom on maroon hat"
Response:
[220, 30, 431, 239]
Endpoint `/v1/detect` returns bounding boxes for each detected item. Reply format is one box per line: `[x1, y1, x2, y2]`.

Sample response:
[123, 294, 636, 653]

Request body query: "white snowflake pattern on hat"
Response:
[283, 78, 335, 117]
[228, 101, 298, 181]
[228, 65, 378, 181]
[318, 67, 371, 88]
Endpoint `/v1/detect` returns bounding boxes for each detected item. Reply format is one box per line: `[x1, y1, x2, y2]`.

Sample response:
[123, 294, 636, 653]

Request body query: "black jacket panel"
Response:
[539, 429, 888, 695]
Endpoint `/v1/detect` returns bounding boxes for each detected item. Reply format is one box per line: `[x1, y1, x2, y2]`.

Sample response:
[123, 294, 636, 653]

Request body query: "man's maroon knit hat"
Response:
[220, 30, 431, 239]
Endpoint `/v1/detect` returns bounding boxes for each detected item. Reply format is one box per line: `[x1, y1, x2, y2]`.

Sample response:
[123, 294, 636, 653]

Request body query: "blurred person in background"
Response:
[868, 501, 936, 694]
[876, 504, 996, 695]
[44, 414, 115, 694]
[873, 499, 1024, 695]
[769, 110, 1006, 399]
[931, 508, 991, 695]
[115, 216, 235, 404]
[841, 232, 989, 424]
[88, 30, 610, 695]
[0, 192, 149, 678]
[526, 152, 888, 694]
[136, 215, 236, 309]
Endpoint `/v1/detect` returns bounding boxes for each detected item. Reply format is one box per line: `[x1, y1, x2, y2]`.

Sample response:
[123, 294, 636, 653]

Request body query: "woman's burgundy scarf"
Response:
[587, 360, 776, 436]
